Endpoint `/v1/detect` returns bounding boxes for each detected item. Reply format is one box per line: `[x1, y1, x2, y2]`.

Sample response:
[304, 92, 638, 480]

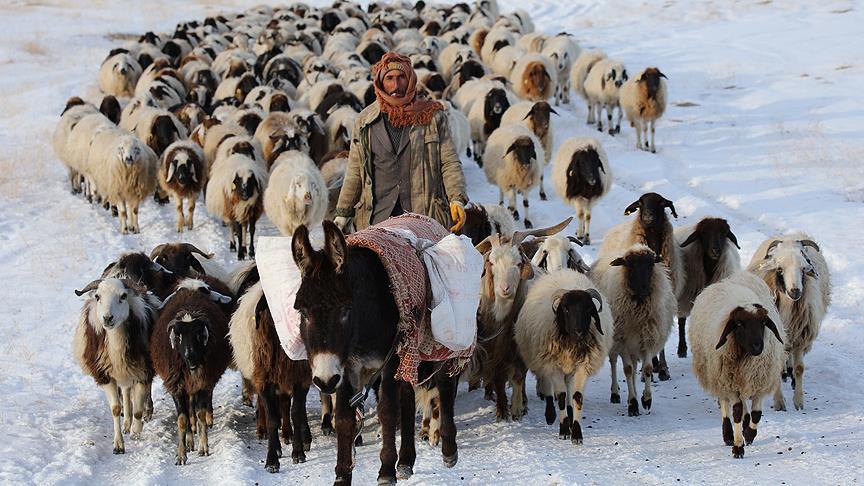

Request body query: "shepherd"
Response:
[333, 52, 469, 233]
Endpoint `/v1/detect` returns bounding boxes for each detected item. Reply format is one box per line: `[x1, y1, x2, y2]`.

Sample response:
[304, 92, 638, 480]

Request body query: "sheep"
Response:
[319, 151, 348, 219]
[99, 50, 143, 97]
[263, 151, 327, 236]
[688, 271, 785, 458]
[466, 85, 512, 166]
[570, 49, 606, 123]
[456, 201, 516, 246]
[540, 34, 580, 106]
[73, 278, 160, 454]
[53, 97, 103, 195]
[86, 126, 159, 234]
[415, 68, 448, 100]
[159, 141, 207, 232]
[747, 234, 830, 411]
[551, 137, 612, 245]
[490, 45, 525, 78]
[172, 103, 207, 134]
[594, 244, 676, 416]
[438, 43, 475, 82]
[229, 105, 266, 136]
[205, 152, 268, 260]
[215, 72, 258, 102]
[674, 218, 741, 358]
[516, 32, 547, 53]
[254, 117, 311, 168]
[584, 58, 628, 135]
[524, 234, 591, 274]
[228, 282, 313, 471]
[124, 105, 188, 157]
[510, 53, 556, 102]
[150, 243, 231, 287]
[473, 218, 572, 421]
[101, 251, 177, 300]
[323, 106, 357, 155]
[480, 28, 515, 66]
[619, 67, 668, 152]
[514, 270, 612, 443]
[443, 100, 471, 158]
[482, 124, 544, 228]
[150, 281, 232, 465]
[203, 121, 249, 165]
[501, 101, 557, 199]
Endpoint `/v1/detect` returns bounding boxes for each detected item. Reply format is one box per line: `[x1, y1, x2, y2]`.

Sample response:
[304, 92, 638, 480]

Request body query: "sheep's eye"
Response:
[736, 321, 742, 328]
[776, 269, 783, 275]
[95, 294, 101, 301]
[120, 293, 127, 302]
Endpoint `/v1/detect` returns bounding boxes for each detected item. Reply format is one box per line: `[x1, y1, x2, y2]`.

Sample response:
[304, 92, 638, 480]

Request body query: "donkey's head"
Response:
[292, 221, 353, 394]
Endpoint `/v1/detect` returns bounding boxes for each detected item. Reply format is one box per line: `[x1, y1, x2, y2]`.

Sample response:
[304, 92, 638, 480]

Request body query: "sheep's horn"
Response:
[511, 217, 573, 247]
[75, 279, 103, 296]
[585, 288, 603, 312]
[150, 244, 167, 261]
[475, 233, 501, 254]
[566, 236, 584, 247]
[799, 239, 820, 252]
[764, 240, 782, 258]
[182, 243, 214, 259]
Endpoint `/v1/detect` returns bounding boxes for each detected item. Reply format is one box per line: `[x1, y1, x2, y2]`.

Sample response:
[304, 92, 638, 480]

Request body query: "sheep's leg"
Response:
[540, 376, 556, 425]
[641, 354, 654, 412]
[186, 394, 196, 452]
[782, 356, 792, 382]
[509, 360, 528, 419]
[539, 173, 547, 201]
[334, 381, 357, 484]
[229, 222, 237, 251]
[521, 192, 532, 229]
[583, 208, 592, 245]
[773, 377, 787, 411]
[508, 188, 519, 221]
[144, 381, 153, 421]
[588, 102, 596, 125]
[436, 370, 459, 468]
[720, 399, 733, 445]
[536, 375, 547, 400]
[657, 349, 670, 381]
[376, 370, 400, 484]
[731, 399, 745, 458]
[614, 103, 623, 134]
[649, 119, 656, 153]
[744, 396, 763, 445]
[130, 201, 140, 233]
[609, 353, 621, 403]
[622, 355, 639, 416]
[429, 393, 441, 447]
[194, 391, 210, 457]
[320, 392, 334, 436]
[396, 383, 416, 480]
[677, 316, 688, 357]
[255, 394, 267, 439]
[234, 222, 245, 260]
[792, 348, 805, 410]
[568, 369, 589, 444]
[248, 220, 257, 258]
[176, 198, 185, 232]
[595, 104, 603, 131]
[171, 392, 190, 465]
[291, 384, 310, 463]
[122, 385, 133, 434]
[497, 187, 505, 206]
[241, 378, 254, 407]
[261, 384, 282, 473]
[606, 103, 614, 135]
[118, 200, 128, 234]
[494, 372, 510, 421]
[187, 197, 196, 230]
[102, 382, 125, 454]
[130, 382, 147, 440]
[634, 119, 643, 150]
[419, 388, 432, 442]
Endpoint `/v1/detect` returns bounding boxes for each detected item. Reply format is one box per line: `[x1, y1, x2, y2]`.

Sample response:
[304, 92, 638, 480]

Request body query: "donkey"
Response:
[292, 220, 460, 485]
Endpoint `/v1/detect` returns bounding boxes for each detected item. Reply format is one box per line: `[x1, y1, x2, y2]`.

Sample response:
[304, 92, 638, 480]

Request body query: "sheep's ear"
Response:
[190, 165, 198, 183]
[763, 316, 783, 345]
[805, 266, 819, 279]
[764, 240, 782, 259]
[166, 160, 176, 182]
[664, 199, 679, 218]
[505, 143, 517, 156]
[566, 235, 584, 247]
[715, 318, 736, 350]
[549, 107, 559, 116]
[322, 220, 347, 274]
[609, 257, 625, 267]
[201, 324, 209, 346]
[658, 70, 668, 79]
[519, 259, 534, 280]
[551, 289, 566, 313]
[726, 231, 741, 249]
[623, 200, 641, 216]
[679, 231, 700, 248]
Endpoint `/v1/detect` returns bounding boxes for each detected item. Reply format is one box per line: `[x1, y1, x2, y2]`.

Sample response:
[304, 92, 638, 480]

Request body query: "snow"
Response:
[1, 0, 863, 484]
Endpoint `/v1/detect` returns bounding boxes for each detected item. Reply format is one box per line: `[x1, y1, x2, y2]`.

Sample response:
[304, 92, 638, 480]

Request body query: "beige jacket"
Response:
[334, 101, 468, 230]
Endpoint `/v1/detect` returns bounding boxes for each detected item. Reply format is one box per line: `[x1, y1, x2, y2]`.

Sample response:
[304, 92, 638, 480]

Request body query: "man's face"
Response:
[383, 70, 408, 97]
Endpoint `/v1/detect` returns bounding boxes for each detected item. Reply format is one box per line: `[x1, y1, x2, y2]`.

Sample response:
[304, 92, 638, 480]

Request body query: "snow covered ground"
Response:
[1, 0, 863, 484]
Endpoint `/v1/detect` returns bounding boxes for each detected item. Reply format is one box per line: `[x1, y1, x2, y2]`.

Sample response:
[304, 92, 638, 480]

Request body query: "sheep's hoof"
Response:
[544, 397, 556, 425]
[539, 191, 547, 201]
[420, 428, 429, 441]
[249, 247, 256, 258]
[524, 219, 533, 229]
[658, 368, 671, 381]
[641, 396, 652, 410]
[794, 397, 804, 411]
[650, 147, 656, 154]
[292, 450, 306, 464]
[627, 398, 640, 416]
[334, 474, 352, 485]
[723, 418, 734, 445]
[265, 460, 280, 473]
[198, 447, 209, 457]
[443, 451, 458, 468]
[154, 192, 170, 205]
[131, 432, 141, 441]
[175, 453, 186, 465]
[113, 446, 125, 455]
[377, 475, 396, 486]
[597, 125, 603, 132]
[614, 126, 621, 134]
[677, 345, 688, 359]
[743, 426, 757, 445]
[732, 445, 745, 458]
[571, 422, 583, 445]
[396, 465, 414, 480]
[510, 208, 520, 221]
[484, 389, 494, 401]
[496, 408, 511, 422]
[321, 420, 334, 436]
[610, 393, 620, 404]
[229, 241, 236, 251]
[608, 128, 615, 136]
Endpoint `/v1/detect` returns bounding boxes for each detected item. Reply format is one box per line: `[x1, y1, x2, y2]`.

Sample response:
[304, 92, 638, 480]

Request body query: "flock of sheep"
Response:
[57, 0, 833, 479]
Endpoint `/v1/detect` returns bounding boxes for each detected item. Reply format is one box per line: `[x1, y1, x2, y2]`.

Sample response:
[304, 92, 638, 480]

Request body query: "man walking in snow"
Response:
[333, 52, 468, 232]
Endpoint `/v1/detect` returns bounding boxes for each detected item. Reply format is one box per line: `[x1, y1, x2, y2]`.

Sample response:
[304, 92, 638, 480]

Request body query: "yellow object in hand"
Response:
[449, 201, 466, 233]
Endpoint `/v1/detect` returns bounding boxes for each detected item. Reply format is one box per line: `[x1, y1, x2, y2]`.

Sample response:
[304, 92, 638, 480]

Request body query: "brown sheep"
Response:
[159, 141, 207, 232]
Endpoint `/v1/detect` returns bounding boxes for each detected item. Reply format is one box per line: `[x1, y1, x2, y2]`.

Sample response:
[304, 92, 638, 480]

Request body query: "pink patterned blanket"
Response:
[347, 213, 474, 384]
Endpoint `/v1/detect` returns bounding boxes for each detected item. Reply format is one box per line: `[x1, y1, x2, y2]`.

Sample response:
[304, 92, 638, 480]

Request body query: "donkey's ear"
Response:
[291, 224, 315, 276]
[323, 220, 347, 274]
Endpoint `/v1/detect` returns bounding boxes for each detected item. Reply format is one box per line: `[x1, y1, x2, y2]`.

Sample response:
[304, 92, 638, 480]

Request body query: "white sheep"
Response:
[584, 58, 628, 135]
[323, 106, 358, 155]
[54, 98, 100, 194]
[205, 152, 268, 260]
[86, 126, 159, 233]
[540, 34, 580, 106]
[595, 244, 676, 416]
[570, 49, 606, 123]
[689, 270, 785, 458]
[674, 218, 741, 358]
[510, 53, 556, 102]
[551, 137, 612, 245]
[482, 124, 544, 228]
[263, 151, 328, 236]
[516, 32, 547, 53]
[443, 101, 471, 158]
[747, 234, 830, 411]
[490, 45, 525, 78]
[619, 67, 668, 152]
[527, 234, 591, 274]
[501, 101, 557, 199]
[480, 28, 515, 66]
[99, 51, 143, 97]
[514, 270, 612, 443]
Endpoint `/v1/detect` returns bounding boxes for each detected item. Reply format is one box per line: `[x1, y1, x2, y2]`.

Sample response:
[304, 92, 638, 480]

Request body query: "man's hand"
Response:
[333, 216, 352, 233]
[449, 201, 466, 233]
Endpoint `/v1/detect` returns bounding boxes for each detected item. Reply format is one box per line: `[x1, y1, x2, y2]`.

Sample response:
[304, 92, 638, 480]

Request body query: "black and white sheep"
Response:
[99, 49, 143, 97]
[570, 49, 606, 124]
[583, 58, 628, 135]
[551, 137, 612, 245]
[747, 234, 830, 411]
[501, 101, 557, 199]
[457, 202, 516, 246]
[524, 234, 591, 274]
[159, 141, 207, 233]
[483, 124, 544, 228]
[689, 270, 785, 458]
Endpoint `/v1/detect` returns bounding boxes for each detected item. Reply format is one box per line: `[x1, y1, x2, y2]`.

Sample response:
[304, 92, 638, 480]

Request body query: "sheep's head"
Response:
[235, 74, 259, 101]
[679, 218, 739, 261]
[270, 129, 310, 164]
[603, 64, 628, 89]
[102, 252, 175, 299]
[150, 115, 180, 156]
[553, 288, 604, 337]
[566, 147, 605, 198]
[529, 235, 589, 274]
[285, 171, 321, 214]
[638, 67, 667, 99]
[457, 59, 485, 85]
[505, 136, 537, 167]
[758, 239, 820, 301]
[269, 93, 291, 112]
[715, 304, 782, 356]
[523, 101, 557, 138]
[609, 245, 663, 302]
[151, 242, 213, 277]
[237, 111, 263, 135]
[232, 169, 260, 201]
[76, 278, 139, 331]
[525, 62, 551, 97]
[483, 88, 510, 119]
[165, 147, 198, 186]
[624, 192, 677, 227]
[361, 41, 387, 65]
[291, 112, 323, 138]
[117, 136, 144, 165]
[167, 310, 211, 371]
